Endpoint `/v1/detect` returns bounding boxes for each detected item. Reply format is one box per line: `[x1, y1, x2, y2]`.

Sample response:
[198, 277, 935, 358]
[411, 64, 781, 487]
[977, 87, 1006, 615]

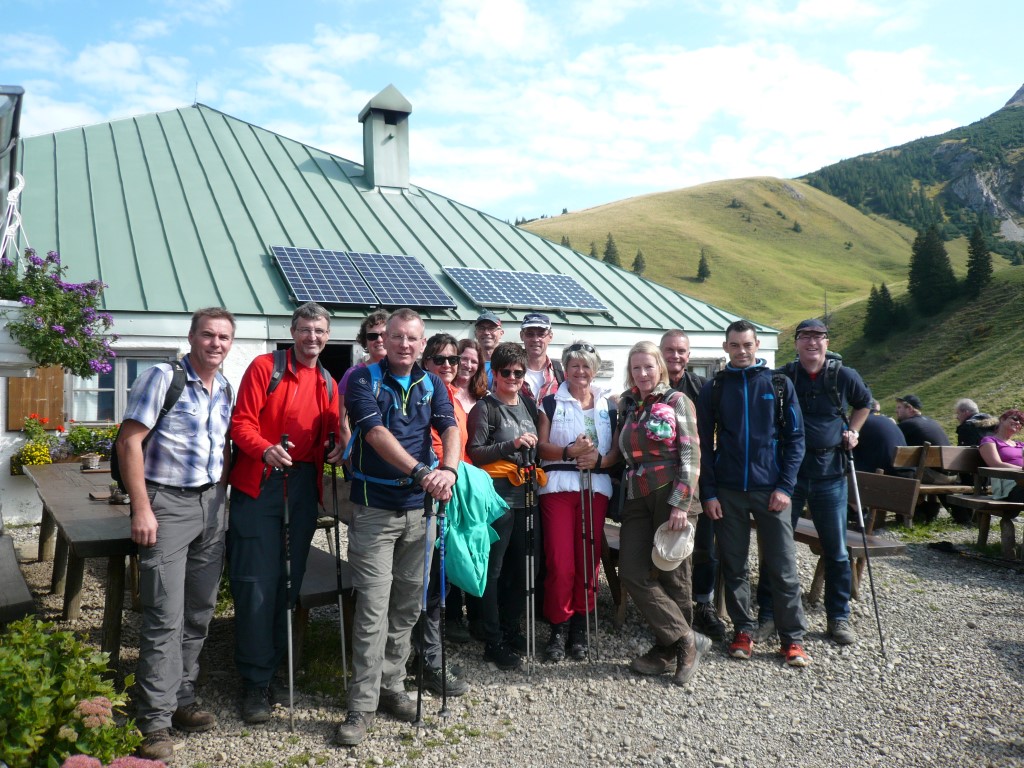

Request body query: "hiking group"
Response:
[119, 304, 885, 758]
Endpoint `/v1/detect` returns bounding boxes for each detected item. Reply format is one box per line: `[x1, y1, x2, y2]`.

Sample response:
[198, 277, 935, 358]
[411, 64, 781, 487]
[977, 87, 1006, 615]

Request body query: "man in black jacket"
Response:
[661, 330, 724, 641]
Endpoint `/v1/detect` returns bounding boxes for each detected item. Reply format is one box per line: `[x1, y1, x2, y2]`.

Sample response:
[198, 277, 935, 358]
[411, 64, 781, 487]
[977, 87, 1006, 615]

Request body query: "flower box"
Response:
[0, 299, 38, 378]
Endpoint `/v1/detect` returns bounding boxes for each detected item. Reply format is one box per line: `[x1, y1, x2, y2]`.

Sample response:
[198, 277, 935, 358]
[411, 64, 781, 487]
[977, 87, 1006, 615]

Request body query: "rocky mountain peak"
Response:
[1005, 82, 1024, 108]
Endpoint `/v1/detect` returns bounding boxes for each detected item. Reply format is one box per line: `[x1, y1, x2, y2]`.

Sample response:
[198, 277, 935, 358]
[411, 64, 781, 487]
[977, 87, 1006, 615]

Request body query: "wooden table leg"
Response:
[101, 555, 126, 672]
[38, 507, 56, 561]
[62, 552, 85, 620]
[51, 534, 69, 594]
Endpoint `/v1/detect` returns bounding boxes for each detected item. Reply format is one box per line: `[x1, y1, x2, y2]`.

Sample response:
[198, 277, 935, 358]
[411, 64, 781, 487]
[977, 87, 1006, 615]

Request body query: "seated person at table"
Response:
[978, 409, 1024, 503]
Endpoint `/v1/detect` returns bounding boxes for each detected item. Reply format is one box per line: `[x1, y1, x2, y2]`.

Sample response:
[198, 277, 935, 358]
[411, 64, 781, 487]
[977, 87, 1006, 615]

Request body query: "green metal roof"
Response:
[17, 103, 747, 332]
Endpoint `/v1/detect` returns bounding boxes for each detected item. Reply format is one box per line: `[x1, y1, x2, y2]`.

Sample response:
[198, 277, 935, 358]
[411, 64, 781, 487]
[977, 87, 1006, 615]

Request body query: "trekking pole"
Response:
[846, 451, 887, 656]
[584, 467, 600, 661]
[280, 434, 295, 731]
[579, 468, 593, 662]
[522, 446, 536, 673]
[414, 500, 437, 728]
[328, 432, 349, 692]
[437, 499, 450, 717]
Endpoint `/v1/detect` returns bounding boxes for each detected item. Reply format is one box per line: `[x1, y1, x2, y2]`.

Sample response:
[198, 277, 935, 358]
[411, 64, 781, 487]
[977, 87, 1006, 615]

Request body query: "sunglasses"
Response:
[429, 355, 460, 366]
[567, 343, 596, 353]
[365, 332, 383, 341]
[497, 368, 525, 380]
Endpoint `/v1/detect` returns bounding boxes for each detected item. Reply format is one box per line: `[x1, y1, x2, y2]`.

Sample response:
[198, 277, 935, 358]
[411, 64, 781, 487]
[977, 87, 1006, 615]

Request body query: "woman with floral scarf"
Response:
[617, 340, 710, 686]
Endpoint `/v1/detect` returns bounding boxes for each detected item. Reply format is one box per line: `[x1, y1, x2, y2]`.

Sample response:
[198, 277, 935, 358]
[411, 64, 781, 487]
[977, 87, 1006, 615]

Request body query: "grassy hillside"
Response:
[814, 269, 1024, 435]
[523, 177, 970, 328]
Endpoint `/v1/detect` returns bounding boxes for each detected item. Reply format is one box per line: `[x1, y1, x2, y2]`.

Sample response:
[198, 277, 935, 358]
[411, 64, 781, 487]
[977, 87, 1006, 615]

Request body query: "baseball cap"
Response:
[651, 522, 695, 571]
[794, 318, 828, 337]
[475, 310, 501, 326]
[896, 394, 923, 410]
[521, 312, 551, 330]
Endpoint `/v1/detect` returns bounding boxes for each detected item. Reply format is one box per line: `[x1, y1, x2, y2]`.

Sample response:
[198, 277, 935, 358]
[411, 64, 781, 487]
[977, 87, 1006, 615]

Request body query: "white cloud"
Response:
[0, 33, 69, 76]
[416, 0, 559, 62]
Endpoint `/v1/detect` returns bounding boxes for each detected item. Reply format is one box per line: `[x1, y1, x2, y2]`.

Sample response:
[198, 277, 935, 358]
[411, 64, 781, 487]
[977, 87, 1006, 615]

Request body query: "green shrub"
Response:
[0, 618, 142, 767]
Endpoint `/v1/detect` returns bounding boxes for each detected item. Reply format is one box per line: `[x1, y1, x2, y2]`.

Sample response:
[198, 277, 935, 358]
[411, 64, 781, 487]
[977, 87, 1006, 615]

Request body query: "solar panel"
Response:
[443, 267, 608, 313]
[348, 252, 457, 309]
[271, 246, 377, 305]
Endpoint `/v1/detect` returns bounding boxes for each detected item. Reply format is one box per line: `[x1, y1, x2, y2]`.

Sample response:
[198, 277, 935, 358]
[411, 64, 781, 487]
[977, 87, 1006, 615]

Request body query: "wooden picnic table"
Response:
[977, 466, 1024, 485]
[24, 462, 133, 668]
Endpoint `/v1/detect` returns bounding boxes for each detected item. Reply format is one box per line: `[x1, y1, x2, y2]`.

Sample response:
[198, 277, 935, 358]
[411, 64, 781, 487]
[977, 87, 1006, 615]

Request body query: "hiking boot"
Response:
[673, 631, 711, 687]
[629, 643, 676, 676]
[268, 678, 291, 707]
[484, 642, 522, 671]
[545, 622, 568, 662]
[137, 727, 175, 760]
[468, 619, 487, 642]
[752, 618, 777, 643]
[827, 618, 857, 646]
[692, 601, 727, 641]
[568, 613, 589, 661]
[423, 665, 470, 697]
[335, 711, 374, 746]
[728, 631, 754, 660]
[447, 617, 473, 644]
[377, 689, 417, 722]
[171, 701, 216, 733]
[781, 642, 811, 667]
[240, 685, 271, 724]
[503, 631, 528, 655]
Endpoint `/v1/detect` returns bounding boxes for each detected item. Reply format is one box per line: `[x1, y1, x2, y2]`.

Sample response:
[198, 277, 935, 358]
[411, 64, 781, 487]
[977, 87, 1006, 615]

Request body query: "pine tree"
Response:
[863, 286, 887, 341]
[589, 242, 599, 259]
[908, 225, 957, 315]
[560, 235, 572, 249]
[697, 249, 711, 282]
[964, 225, 992, 297]
[632, 249, 646, 275]
[603, 233, 621, 267]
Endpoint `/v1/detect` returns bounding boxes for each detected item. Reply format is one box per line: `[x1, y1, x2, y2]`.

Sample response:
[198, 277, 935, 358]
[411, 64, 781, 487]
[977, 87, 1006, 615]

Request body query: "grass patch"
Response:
[891, 517, 963, 543]
[296, 617, 348, 699]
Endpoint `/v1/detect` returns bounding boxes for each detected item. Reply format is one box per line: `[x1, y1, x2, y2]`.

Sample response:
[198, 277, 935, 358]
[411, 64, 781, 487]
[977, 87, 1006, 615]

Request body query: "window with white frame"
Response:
[69, 350, 178, 423]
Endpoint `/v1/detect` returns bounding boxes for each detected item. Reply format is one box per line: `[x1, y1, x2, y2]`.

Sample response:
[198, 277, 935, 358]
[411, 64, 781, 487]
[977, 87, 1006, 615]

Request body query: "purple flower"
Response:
[19, 295, 34, 306]
[27, 252, 45, 267]
[63, 337, 80, 347]
[51, 324, 66, 334]
[1, 256, 12, 268]
[59, 756, 102, 768]
[33, 316, 44, 329]
[46, 250, 61, 264]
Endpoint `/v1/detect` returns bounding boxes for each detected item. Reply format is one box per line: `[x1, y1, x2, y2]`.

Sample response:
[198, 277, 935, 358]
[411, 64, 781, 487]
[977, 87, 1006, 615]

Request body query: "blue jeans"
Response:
[757, 474, 851, 622]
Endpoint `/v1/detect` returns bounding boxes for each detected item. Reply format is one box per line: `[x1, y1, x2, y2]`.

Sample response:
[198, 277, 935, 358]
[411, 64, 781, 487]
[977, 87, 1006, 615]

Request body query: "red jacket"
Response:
[229, 348, 340, 500]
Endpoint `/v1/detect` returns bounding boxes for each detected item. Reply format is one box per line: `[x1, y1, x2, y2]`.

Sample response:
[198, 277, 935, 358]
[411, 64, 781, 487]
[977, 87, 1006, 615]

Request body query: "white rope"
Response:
[1, 173, 31, 266]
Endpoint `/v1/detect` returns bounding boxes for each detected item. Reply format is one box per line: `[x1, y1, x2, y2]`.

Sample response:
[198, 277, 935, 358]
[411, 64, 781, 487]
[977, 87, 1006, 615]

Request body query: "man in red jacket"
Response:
[228, 302, 343, 724]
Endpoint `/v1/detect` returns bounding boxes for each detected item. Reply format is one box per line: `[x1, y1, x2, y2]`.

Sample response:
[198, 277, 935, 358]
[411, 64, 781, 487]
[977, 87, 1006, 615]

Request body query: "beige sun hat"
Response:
[651, 521, 695, 571]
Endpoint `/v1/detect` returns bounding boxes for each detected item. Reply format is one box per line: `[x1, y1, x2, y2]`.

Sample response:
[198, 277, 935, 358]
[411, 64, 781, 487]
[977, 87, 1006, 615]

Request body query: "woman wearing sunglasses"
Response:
[454, 338, 487, 414]
[337, 310, 390, 447]
[467, 342, 540, 671]
[616, 341, 709, 686]
[978, 409, 1024, 505]
[535, 340, 619, 661]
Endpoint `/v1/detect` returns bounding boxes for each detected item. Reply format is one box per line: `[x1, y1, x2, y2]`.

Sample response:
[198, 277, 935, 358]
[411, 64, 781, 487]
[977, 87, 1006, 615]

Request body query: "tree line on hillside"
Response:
[803, 106, 1024, 259]
[863, 224, 994, 341]
[557, 233, 711, 281]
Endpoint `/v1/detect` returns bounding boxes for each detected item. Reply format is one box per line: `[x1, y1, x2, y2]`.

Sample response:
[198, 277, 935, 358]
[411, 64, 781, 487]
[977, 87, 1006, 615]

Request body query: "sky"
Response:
[4, 0, 1024, 223]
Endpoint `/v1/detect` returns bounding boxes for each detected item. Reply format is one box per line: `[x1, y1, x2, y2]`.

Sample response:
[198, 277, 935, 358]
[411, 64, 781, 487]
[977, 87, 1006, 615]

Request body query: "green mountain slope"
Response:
[805, 269, 1024, 435]
[522, 177, 974, 328]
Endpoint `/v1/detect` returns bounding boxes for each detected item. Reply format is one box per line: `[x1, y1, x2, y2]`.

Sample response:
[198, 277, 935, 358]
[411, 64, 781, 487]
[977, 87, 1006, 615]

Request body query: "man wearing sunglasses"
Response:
[519, 313, 564, 401]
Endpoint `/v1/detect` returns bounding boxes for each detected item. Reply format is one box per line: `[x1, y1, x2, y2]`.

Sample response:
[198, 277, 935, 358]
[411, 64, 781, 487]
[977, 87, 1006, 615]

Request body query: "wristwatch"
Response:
[410, 462, 430, 485]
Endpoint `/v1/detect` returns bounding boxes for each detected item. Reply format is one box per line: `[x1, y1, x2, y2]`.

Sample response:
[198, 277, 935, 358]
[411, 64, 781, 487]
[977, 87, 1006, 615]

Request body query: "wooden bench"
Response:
[292, 544, 353, 670]
[948, 466, 1024, 559]
[1, 506, 35, 626]
[891, 444, 980, 524]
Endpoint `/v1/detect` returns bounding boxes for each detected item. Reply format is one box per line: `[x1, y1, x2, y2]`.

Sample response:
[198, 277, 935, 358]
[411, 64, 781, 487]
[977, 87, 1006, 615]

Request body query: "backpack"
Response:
[343, 361, 436, 485]
[551, 359, 565, 385]
[778, 350, 845, 421]
[269, 348, 335, 403]
[710, 368, 789, 436]
[111, 361, 187, 492]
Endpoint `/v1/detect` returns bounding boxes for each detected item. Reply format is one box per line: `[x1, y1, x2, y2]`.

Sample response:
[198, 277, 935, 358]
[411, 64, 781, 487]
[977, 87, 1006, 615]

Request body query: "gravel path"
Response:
[8, 520, 1024, 768]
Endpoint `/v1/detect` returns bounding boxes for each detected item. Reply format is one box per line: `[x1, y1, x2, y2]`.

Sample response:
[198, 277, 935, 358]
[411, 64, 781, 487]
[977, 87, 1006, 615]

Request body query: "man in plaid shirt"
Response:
[116, 308, 235, 760]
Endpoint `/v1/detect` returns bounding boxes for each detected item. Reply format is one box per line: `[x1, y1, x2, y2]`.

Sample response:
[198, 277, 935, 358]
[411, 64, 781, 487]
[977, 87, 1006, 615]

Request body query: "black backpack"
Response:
[111, 361, 187, 492]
